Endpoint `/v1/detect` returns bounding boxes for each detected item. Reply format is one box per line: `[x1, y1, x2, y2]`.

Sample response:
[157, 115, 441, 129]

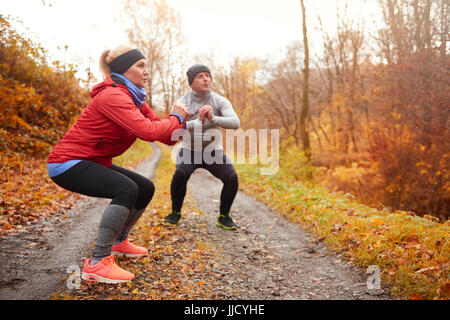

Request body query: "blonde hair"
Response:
[99, 45, 135, 79]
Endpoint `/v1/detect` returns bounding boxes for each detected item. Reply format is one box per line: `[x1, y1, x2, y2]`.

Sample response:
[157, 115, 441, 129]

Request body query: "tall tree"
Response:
[300, 0, 311, 161]
[316, 1, 367, 154]
[121, 0, 185, 111]
[258, 42, 304, 145]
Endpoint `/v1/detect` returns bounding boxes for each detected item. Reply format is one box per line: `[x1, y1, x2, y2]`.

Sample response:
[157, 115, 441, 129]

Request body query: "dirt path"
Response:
[180, 169, 394, 300]
[0, 144, 395, 300]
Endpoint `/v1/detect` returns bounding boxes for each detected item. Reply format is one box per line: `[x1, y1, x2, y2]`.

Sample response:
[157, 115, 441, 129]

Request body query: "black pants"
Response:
[170, 148, 238, 215]
[51, 160, 155, 211]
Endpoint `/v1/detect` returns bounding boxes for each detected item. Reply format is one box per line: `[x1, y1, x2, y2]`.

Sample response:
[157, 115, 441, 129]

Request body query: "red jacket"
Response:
[48, 76, 181, 167]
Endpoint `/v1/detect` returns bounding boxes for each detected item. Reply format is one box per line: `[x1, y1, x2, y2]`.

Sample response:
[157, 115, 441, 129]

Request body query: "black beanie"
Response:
[187, 64, 211, 86]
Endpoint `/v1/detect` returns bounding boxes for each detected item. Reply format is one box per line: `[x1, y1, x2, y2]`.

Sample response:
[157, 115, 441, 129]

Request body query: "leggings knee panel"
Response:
[111, 180, 139, 209]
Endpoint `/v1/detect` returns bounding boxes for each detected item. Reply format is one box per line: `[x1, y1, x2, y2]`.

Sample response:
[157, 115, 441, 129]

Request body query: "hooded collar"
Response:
[90, 75, 146, 108]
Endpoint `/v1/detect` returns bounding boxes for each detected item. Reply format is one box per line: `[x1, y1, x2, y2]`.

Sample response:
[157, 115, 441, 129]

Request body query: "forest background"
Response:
[0, 0, 448, 299]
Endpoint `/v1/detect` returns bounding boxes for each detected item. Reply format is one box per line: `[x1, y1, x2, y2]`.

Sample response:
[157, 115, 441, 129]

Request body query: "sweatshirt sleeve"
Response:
[96, 90, 182, 145]
[210, 96, 240, 129]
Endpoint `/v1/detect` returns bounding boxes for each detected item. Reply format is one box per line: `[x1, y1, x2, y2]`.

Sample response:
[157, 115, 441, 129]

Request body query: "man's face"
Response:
[191, 72, 211, 94]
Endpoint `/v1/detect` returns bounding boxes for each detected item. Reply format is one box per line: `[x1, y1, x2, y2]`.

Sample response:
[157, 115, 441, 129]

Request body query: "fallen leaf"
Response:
[436, 282, 450, 298]
[371, 218, 384, 226]
[403, 234, 419, 242]
[410, 293, 423, 300]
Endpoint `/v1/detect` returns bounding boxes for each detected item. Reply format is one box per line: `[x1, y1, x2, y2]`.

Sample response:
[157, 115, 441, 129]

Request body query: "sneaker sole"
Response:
[164, 220, 181, 226]
[81, 272, 133, 284]
[112, 251, 147, 258]
[217, 221, 237, 230]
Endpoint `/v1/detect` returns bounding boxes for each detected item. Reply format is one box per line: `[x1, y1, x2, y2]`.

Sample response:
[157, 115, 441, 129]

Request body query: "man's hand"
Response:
[171, 102, 190, 122]
[198, 105, 213, 123]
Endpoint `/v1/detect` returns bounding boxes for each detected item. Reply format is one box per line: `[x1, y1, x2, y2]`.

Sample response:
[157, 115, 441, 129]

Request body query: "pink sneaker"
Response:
[81, 255, 134, 284]
[112, 239, 148, 257]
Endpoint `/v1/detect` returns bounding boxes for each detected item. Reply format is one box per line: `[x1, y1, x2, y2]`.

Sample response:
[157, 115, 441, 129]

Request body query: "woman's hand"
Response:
[198, 105, 213, 123]
[172, 102, 190, 122]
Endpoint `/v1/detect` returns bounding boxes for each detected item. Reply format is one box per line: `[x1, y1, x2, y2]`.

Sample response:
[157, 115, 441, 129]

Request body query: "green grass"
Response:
[113, 139, 153, 168]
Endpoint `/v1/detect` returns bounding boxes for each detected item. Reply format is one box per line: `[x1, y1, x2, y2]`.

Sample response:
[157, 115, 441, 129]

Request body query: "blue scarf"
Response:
[111, 72, 147, 108]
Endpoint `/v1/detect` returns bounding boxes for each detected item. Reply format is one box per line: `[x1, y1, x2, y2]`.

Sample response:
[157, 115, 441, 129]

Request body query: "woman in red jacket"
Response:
[47, 45, 189, 284]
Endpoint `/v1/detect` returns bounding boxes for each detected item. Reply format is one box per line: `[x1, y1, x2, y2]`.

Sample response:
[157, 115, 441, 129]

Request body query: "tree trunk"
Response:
[300, 0, 311, 161]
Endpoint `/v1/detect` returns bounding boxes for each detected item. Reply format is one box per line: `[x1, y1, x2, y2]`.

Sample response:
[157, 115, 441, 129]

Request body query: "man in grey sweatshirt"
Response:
[165, 64, 241, 229]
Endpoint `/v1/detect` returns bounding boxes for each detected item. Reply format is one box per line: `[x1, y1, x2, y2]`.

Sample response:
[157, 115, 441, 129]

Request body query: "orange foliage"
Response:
[367, 53, 449, 220]
[308, 51, 449, 220]
[0, 15, 89, 162]
[0, 158, 80, 236]
[0, 15, 89, 233]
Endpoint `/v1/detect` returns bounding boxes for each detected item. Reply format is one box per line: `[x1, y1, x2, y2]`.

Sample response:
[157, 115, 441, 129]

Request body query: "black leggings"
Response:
[51, 160, 155, 210]
[170, 148, 238, 215]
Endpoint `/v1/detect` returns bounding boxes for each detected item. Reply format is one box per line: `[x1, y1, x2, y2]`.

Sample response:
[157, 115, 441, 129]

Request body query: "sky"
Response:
[1, 0, 380, 81]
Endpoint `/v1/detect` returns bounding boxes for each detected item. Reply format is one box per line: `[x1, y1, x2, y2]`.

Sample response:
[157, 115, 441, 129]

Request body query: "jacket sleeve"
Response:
[96, 90, 182, 145]
[140, 103, 182, 146]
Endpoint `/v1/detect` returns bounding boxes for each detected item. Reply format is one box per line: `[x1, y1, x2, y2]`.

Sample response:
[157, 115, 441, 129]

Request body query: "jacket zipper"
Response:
[95, 138, 104, 148]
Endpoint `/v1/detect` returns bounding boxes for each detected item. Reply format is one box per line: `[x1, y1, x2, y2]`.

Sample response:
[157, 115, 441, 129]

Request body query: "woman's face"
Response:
[122, 58, 149, 88]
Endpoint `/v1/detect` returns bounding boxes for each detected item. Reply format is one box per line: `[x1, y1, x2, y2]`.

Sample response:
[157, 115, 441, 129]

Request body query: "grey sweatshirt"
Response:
[178, 90, 240, 151]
